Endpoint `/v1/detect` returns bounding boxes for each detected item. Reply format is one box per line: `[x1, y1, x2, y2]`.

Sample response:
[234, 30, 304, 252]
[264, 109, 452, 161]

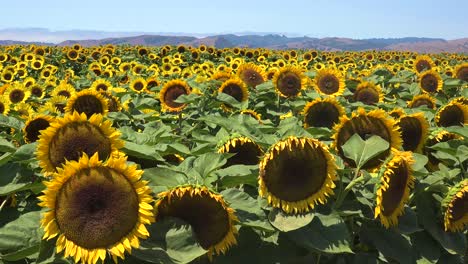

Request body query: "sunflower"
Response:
[159, 79, 191, 112]
[146, 76, 160, 90]
[442, 180, 468, 232]
[407, 94, 436, 109]
[66, 49, 79, 61]
[129, 77, 147, 93]
[332, 108, 402, 170]
[31, 59, 44, 70]
[42, 95, 68, 114]
[453, 63, 468, 82]
[51, 81, 76, 98]
[0, 95, 10, 116]
[36, 112, 124, 173]
[100, 91, 122, 112]
[65, 89, 109, 117]
[90, 79, 113, 93]
[218, 136, 264, 167]
[1, 70, 14, 83]
[218, 78, 249, 109]
[374, 150, 415, 228]
[435, 101, 468, 127]
[211, 71, 233, 83]
[259, 136, 337, 213]
[353, 81, 383, 105]
[302, 97, 345, 129]
[4, 83, 30, 104]
[414, 55, 435, 73]
[272, 66, 307, 98]
[236, 63, 266, 88]
[424, 130, 463, 169]
[313, 68, 345, 97]
[155, 185, 238, 258]
[29, 84, 45, 99]
[396, 112, 429, 153]
[418, 70, 443, 93]
[23, 114, 55, 143]
[240, 109, 262, 122]
[389, 108, 406, 119]
[39, 153, 154, 264]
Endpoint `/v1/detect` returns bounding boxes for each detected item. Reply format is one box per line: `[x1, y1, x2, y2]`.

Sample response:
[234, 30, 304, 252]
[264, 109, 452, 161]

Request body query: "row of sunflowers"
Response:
[0, 44, 467, 264]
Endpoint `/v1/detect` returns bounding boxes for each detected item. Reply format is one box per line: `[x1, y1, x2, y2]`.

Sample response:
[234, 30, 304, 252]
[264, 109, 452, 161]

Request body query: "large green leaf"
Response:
[215, 165, 258, 188]
[287, 213, 353, 253]
[268, 208, 314, 232]
[0, 210, 42, 261]
[143, 167, 187, 188]
[0, 139, 15, 153]
[122, 141, 164, 161]
[0, 162, 34, 196]
[411, 231, 441, 263]
[342, 134, 389, 169]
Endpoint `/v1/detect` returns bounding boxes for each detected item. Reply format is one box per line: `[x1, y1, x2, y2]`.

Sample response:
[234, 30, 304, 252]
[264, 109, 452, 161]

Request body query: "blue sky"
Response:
[1, 0, 467, 39]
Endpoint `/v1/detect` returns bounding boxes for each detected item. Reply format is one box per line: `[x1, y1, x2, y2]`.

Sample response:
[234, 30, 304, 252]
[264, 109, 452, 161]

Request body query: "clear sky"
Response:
[1, 0, 467, 39]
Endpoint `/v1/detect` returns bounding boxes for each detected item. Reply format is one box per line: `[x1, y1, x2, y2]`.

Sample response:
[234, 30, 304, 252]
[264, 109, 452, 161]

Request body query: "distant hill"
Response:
[0, 28, 466, 52]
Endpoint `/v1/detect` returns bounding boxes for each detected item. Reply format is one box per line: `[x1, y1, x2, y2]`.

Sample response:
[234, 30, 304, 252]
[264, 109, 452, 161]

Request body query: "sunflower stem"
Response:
[335, 168, 362, 209]
[0, 195, 10, 212]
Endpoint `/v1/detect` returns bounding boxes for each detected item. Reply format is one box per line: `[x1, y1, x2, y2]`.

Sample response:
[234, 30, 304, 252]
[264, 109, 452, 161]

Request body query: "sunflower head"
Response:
[259, 136, 337, 213]
[38, 153, 154, 264]
[419, 70, 443, 93]
[100, 91, 122, 112]
[442, 180, 468, 232]
[396, 112, 430, 153]
[332, 108, 402, 170]
[5, 83, 30, 104]
[23, 114, 55, 143]
[302, 97, 345, 129]
[217, 136, 264, 167]
[375, 150, 415, 228]
[414, 55, 435, 73]
[219, 78, 249, 102]
[353, 81, 383, 105]
[435, 101, 468, 127]
[65, 89, 109, 117]
[130, 77, 147, 93]
[36, 112, 124, 173]
[408, 94, 436, 109]
[155, 185, 238, 258]
[313, 68, 345, 96]
[90, 79, 113, 93]
[273, 66, 307, 98]
[237, 63, 266, 88]
[51, 80, 75, 98]
[454, 63, 468, 82]
[240, 109, 262, 123]
[29, 84, 45, 99]
[159, 79, 191, 112]
[389, 108, 406, 119]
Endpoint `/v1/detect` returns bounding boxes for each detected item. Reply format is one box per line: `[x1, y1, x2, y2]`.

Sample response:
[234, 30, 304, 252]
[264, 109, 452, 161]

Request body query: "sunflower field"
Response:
[0, 44, 467, 264]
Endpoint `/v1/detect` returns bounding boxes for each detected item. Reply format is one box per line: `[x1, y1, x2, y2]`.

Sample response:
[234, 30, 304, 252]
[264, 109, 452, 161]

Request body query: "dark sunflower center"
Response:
[277, 72, 301, 96]
[222, 83, 244, 102]
[381, 161, 409, 216]
[305, 102, 340, 128]
[25, 118, 50, 143]
[133, 82, 144, 91]
[43, 71, 50, 78]
[0, 103, 5, 114]
[31, 87, 43, 97]
[72, 95, 105, 117]
[262, 141, 328, 202]
[411, 98, 434, 109]
[55, 167, 139, 249]
[68, 51, 78, 59]
[33, 62, 41, 68]
[456, 67, 468, 82]
[164, 85, 188, 108]
[147, 80, 159, 88]
[3, 73, 12, 81]
[158, 191, 231, 250]
[241, 69, 264, 87]
[58, 90, 71, 98]
[223, 140, 262, 167]
[48, 122, 112, 170]
[337, 116, 391, 169]
[9, 89, 25, 103]
[421, 74, 438, 92]
[354, 87, 379, 105]
[318, 75, 339, 94]
[416, 60, 431, 73]
[450, 191, 467, 221]
[398, 117, 423, 152]
[438, 105, 464, 127]
[96, 84, 108, 92]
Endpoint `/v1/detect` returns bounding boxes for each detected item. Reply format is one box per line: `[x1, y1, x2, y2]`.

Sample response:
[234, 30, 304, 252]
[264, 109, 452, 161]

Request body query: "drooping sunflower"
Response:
[352, 81, 383, 105]
[0, 95, 10, 116]
[218, 136, 264, 167]
[396, 112, 429, 153]
[259, 136, 337, 213]
[435, 101, 468, 127]
[374, 150, 415, 228]
[332, 108, 402, 170]
[65, 89, 109, 117]
[23, 114, 55, 143]
[313, 68, 345, 97]
[442, 180, 468, 232]
[36, 112, 124, 173]
[236, 63, 266, 88]
[389, 108, 406, 119]
[302, 97, 345, 129]
[129, 77, 147, 93]
[218, 78, 249, 110]
[273, 66, 307, 98]
[453, 63, 468, 82]
[100, 91, 122, 112]
[407, 94, 436, 109]
[418, 70, 443, 93]
[4, 83, 31, 104]
[240, 109, 262, 123]
[39, 153, 154, 264]
[414, 55, 436, 73]
[159, 79, 191, 112]
[155, 185, 238, 258]
[424, 130, 463, 170]
[90, 79, 113, 93]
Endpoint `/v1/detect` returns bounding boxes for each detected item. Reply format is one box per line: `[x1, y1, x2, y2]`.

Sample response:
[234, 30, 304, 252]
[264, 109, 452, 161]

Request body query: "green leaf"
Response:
[396, 207, 423, 235]
[174, 93, 201, 104]
[215, 165, 258, 188]
[410, 231, 441, 263]
[456, 145, 468, 163]
[192, 153, 226, 179]
[143, 167, 187, 188]
[0, 163, 34, 196]
[268, 208, 314, 232]
[287, 213, 353, 253]
[11, 143, 37, 162]
[0, 138, 15, 153]
[412, 153, 429, 172]
[342, 134, 389, 169]
[122, 141, 163, 161]
[0, 210, 42, 261]
[165, 221, 207, 263]
[360, 225, 415, 263]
